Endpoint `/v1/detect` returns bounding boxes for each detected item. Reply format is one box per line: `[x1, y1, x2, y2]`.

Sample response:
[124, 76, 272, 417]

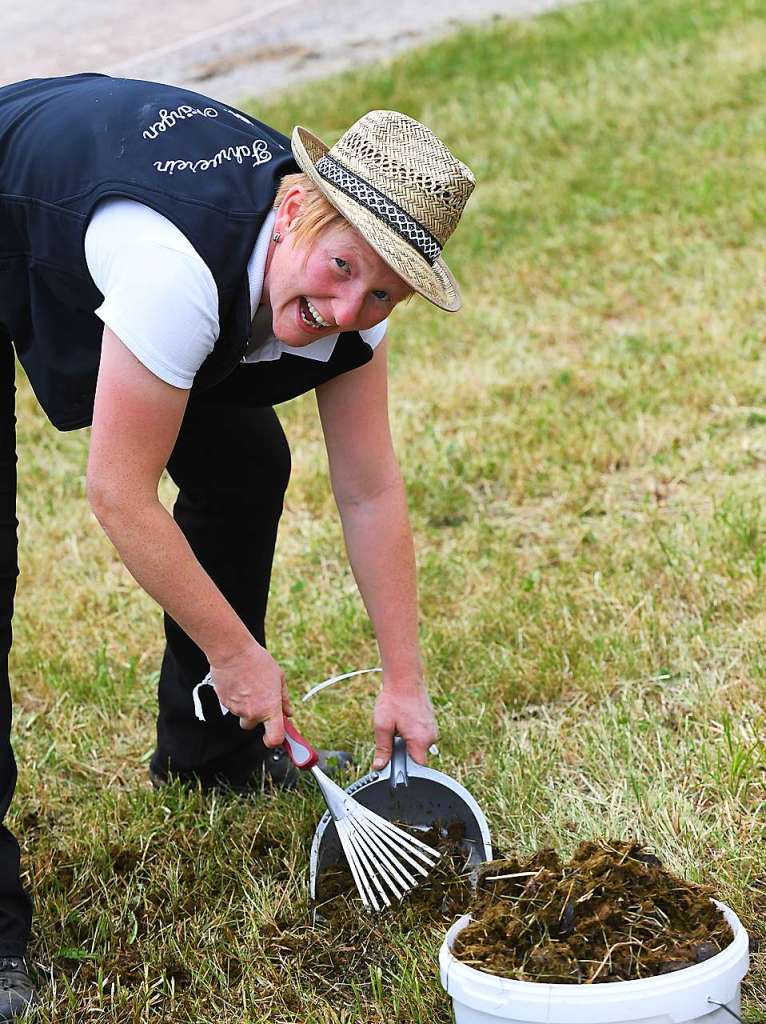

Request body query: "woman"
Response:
[0, 73, 475, 1017]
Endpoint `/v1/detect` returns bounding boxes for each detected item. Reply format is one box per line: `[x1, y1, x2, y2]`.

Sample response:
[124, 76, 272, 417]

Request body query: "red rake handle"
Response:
[282, 717, 319, 770]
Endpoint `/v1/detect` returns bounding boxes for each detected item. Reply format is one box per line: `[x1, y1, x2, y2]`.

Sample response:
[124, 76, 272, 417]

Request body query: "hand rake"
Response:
[282, 718, 441, 911]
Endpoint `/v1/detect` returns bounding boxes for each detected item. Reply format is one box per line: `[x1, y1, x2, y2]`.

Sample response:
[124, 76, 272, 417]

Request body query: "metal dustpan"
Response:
[310, 735, 492, 901]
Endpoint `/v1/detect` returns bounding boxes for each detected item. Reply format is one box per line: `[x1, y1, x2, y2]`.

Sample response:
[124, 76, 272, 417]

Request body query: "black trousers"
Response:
[0, 339, 291, 954]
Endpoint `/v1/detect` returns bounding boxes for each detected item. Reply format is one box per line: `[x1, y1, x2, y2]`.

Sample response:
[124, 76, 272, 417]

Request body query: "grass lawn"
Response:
[11, 0, 766, 1019]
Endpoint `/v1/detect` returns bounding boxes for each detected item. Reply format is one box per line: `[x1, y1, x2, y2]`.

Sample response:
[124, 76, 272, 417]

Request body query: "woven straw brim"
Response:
[292, 126, 462, 312]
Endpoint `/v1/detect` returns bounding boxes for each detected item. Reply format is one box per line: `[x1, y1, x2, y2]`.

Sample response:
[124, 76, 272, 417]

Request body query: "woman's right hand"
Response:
[209, 641, 293, 745]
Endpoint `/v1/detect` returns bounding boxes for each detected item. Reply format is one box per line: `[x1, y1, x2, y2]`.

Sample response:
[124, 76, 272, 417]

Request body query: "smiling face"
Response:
[261, 185, 413, 346]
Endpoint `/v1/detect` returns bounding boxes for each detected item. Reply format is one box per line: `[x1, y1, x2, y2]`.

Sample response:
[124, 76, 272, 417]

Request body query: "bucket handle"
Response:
[707, 999, 743, 1021]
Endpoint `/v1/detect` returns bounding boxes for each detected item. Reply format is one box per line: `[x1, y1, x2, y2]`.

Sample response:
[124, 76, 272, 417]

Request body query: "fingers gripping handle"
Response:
[282, 718, 319, 770]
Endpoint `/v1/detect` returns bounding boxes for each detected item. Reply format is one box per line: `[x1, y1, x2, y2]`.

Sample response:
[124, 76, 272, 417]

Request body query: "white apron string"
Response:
[192, 672, 230, 722]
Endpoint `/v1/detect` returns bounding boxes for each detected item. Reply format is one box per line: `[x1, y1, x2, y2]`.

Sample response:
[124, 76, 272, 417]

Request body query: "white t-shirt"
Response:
[84, 198, 388, 388]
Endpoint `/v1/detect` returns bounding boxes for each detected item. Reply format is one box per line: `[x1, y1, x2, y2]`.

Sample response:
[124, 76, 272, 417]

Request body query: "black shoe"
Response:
[149, 746, 354, 794]
[0, 958, 34, 1022]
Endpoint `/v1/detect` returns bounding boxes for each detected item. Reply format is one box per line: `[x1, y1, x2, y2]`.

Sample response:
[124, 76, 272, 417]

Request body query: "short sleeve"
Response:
[84, 199, 220, 388]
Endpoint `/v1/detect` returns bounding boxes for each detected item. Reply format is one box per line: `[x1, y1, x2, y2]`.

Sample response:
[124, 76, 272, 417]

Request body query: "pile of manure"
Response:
[453, 839, 733, 984]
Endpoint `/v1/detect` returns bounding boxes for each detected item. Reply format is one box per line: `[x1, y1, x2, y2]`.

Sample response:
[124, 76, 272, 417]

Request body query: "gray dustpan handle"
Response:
[389, 735, 411, 791]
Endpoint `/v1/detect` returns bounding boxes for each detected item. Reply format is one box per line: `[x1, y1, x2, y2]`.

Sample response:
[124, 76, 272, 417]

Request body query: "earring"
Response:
[272, 232, 281, 243]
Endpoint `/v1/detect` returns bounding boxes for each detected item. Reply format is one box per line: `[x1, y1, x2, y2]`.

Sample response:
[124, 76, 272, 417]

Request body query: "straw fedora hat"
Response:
[291, 110, 475, 312]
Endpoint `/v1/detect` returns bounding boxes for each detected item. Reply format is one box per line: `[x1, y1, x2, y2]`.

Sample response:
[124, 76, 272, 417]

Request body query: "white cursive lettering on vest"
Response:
[142, 105, 219, 141]
[153, 138, 273, 175]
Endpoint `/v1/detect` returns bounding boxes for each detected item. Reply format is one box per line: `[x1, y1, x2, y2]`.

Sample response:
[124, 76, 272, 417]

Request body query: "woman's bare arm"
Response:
[86, 327, 290, 739]
[316, 338, 437, 768]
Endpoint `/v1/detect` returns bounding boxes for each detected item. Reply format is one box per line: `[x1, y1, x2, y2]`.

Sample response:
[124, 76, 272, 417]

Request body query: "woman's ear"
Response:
[275, 185, 305, 234]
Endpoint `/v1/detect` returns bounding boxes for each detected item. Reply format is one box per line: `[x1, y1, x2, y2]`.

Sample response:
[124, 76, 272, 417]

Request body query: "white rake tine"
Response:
[334, 819, 371, 909]
[335, 818, 380, 912]
[384, 821, 442, 863]
[347, 809, 419, 895]
[345, 834, 390, 912]
[374, 824, 441, 872]
[355, 806, 441, 865]
[350, 831, 415, 905]
[347, 827, 412, 902]
[354, 810, 440, 876]
[343, 816, 394, 903]
[359, 821, 431, 880]
[354, 813, 436, 876]
[350, 814, 418, 890]
[352, 826, 437, 905]
[343, 821, 398, 907]
[343, 820, 386, 912]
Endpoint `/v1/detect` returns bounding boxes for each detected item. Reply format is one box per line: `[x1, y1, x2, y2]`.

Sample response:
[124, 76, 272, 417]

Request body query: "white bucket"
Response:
[439, 902, 749, 1024]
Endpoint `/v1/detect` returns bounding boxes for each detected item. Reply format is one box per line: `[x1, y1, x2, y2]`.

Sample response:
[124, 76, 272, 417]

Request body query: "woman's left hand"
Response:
[372, 678, 438, 770]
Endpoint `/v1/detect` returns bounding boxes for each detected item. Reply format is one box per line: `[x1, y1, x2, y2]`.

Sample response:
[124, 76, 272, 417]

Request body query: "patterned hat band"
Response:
[315, 154, 442, 266]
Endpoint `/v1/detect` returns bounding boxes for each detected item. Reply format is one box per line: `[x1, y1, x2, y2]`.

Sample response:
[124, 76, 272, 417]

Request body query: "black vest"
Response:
[0, 74, 373, 430]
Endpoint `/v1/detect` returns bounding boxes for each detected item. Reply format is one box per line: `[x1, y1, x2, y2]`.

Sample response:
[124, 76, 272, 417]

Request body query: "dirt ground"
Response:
[2, 0, 578, 103]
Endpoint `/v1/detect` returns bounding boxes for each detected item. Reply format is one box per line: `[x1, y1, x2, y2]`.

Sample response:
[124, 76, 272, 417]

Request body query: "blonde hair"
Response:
[273, 172, 344, 249]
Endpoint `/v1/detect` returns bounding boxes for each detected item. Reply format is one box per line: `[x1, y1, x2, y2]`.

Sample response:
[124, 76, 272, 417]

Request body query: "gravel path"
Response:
[2, 0, 577, 104]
